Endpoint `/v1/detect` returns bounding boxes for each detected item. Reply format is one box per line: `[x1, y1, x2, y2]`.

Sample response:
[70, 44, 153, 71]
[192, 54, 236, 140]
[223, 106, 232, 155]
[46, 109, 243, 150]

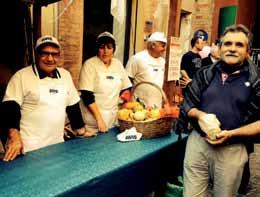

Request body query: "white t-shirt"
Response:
[79, 56, 132, 108]
[79, 56, 132, 130]
[3, 66, 79, 107]
[3, 65, 80, 152]
[125, 50, 165, 108]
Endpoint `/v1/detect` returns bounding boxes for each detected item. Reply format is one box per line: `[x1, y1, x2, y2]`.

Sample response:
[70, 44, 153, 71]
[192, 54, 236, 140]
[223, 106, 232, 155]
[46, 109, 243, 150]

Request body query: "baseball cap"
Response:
[147, 32, 167, 43]
[96, 31, 116, 53]
[193, 29, 208, 41]
[35, 35, 60, 50]
[97, 31, 116, 42]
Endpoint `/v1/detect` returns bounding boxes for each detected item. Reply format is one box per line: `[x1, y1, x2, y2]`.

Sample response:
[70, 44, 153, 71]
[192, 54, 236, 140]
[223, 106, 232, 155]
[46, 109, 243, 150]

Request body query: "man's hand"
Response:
[179, 77, 192, 88]
[83, 129, 97, 137]
[206, 130, 232, 145]
[3, 128, 24, 162]
[74, 127, 97, 137]
[180, 70, 192, 88]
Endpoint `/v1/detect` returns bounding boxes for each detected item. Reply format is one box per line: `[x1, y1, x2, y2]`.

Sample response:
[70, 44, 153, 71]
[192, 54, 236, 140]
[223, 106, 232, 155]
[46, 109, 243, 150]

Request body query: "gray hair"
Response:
[220, 24, 252, 50]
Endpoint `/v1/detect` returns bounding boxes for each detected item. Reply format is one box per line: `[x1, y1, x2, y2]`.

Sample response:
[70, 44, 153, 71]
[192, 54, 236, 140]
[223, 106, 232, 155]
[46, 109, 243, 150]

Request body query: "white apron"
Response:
[20, 77, 67, 152]
[134, 65, 164, 108]
[81, 71, 122, 132]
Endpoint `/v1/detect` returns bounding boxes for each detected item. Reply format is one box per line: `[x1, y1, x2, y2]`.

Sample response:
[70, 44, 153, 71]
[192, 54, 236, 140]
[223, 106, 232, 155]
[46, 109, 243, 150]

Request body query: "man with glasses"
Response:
[1, 35, 96, 162]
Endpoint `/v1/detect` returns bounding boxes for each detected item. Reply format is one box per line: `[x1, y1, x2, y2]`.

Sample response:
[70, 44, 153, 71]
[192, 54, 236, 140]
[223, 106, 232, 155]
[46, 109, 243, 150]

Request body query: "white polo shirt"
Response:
[125, 50, 165, 107]
[3, 65, 80, 152]
[79, 56, 132, 131]
[3, 66, 79, 108]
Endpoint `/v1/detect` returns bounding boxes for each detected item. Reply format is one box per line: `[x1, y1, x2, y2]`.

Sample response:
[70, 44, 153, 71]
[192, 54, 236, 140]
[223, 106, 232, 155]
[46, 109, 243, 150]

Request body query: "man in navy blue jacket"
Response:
[177, 24, 260, 196]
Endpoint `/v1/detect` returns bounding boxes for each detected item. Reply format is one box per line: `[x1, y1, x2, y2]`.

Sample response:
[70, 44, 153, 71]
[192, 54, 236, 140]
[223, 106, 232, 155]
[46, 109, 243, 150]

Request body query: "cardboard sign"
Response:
[167, 37, 182, 81]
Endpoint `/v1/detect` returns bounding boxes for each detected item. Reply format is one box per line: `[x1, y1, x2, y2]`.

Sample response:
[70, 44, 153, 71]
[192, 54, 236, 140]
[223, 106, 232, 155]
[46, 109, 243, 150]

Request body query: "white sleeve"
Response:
[121, 70, 132, 90]
[125, 56, 137, 79]
[3, 72, 24, 106]
[125, 56, 148, 82]
[115, 60, 132, 90]
[61, 69, 80, 106]
[78, 59, 96, 91]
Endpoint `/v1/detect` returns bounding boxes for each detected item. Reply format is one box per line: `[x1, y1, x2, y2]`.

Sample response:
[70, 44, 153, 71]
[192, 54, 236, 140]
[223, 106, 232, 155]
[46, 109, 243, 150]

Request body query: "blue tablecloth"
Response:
[0, 127, 186, 197]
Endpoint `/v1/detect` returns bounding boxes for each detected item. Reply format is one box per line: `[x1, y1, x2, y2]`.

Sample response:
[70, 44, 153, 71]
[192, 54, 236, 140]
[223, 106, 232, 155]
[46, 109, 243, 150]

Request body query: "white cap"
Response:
[35, 35, 60, 50]
[97, 31, 115, 42]
[147, 32, 167, 43]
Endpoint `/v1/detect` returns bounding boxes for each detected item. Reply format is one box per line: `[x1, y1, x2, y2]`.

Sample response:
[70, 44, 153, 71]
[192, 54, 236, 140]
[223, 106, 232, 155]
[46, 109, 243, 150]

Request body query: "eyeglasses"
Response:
[99, 44, 114, 50]
[39, 51, 60, 58]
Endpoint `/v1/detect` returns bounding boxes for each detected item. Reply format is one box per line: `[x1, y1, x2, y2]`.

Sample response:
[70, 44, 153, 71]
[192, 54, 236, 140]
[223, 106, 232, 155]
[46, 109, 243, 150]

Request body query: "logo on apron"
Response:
[49, 89, 59, 94]
[106, 76, 114, 80]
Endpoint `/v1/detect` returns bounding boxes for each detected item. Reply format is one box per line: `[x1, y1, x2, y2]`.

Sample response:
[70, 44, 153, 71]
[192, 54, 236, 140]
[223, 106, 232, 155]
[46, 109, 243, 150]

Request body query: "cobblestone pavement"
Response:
[245, 144, 260, 197]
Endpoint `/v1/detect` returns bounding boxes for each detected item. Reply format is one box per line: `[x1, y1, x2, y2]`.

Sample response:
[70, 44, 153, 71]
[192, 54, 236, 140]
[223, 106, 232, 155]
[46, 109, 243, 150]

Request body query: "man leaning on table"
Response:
[1, 35, 96, 162]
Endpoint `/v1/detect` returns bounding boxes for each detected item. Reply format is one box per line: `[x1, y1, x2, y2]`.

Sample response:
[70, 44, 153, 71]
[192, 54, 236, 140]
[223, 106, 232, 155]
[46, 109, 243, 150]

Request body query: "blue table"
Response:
[0, 128, 186, 197]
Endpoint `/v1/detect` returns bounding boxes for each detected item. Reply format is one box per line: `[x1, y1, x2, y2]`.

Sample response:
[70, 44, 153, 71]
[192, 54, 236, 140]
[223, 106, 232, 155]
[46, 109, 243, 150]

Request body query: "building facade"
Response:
[0, 0, 259, 102]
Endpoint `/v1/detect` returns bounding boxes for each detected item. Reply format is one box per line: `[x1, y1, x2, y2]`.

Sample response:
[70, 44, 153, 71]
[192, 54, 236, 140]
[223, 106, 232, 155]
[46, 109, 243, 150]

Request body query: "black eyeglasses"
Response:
[99, 43, 114, 50]
[39, 51, 60, 58]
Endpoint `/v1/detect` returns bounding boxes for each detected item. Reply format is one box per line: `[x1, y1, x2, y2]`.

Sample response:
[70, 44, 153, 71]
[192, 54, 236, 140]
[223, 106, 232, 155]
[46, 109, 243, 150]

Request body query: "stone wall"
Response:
[54, 0, 215, 87]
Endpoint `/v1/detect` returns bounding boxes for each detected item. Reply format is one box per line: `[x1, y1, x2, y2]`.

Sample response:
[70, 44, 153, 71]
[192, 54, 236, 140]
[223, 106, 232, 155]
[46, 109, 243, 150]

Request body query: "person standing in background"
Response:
[125, 32, 167, 108]
[179, 32, 206, 88]
[79, 31, 132, 133]
[201, 43, 220, 67]
[196, 29, 210, 59]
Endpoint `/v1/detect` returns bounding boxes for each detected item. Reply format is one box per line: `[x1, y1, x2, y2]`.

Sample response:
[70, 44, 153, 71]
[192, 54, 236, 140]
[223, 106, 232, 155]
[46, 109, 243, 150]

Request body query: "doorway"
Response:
[83, 0, 113, 62]
[0, 1, 33, 100]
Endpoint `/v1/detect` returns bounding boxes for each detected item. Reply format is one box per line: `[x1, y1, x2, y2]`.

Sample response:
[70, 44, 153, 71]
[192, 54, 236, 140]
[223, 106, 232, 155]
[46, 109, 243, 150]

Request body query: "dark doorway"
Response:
[83, 0, 113, 62]
[0, 1, 32, 70]
[0, 1, 33, 100]
[251, 1, 260, 67]
[252, 1, 260, 48]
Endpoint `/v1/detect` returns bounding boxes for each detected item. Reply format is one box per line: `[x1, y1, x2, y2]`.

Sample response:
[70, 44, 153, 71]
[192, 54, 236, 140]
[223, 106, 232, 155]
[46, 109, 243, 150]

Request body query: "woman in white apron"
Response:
[79, 32, 132, 133]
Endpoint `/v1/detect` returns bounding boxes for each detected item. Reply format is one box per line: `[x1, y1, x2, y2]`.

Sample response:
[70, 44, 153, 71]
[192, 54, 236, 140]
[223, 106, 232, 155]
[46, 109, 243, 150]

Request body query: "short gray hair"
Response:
[220, 24, 252, 50]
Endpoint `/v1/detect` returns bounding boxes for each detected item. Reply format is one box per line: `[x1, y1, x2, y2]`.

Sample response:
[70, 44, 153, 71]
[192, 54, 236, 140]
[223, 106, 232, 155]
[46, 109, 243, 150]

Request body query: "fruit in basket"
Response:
[133, 103, 144, 112]
[160, 104, 180, 118]
[170, 106, 180, 118]
[119, 90, 132, 102]
[118, 108, 133, 120]
[133, 111, 146, 121]
[122, 101, 140, 110]
[148, 108, 161, 119]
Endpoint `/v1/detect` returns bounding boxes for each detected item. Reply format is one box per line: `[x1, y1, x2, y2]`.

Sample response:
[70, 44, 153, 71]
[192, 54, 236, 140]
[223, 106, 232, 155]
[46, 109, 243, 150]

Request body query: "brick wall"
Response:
[191, 0, 215, 44]
[55, 0, 215, 89]
[58, 0, 84, 88]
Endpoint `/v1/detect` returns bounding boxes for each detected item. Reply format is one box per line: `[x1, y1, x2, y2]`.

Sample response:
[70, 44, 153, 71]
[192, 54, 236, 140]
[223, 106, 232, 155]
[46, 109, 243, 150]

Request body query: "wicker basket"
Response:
[118, 81, 176, 139]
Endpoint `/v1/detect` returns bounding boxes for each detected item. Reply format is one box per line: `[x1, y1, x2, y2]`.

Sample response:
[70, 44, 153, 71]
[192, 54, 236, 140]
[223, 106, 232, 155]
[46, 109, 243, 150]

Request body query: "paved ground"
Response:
[244, 144, 260, 197]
